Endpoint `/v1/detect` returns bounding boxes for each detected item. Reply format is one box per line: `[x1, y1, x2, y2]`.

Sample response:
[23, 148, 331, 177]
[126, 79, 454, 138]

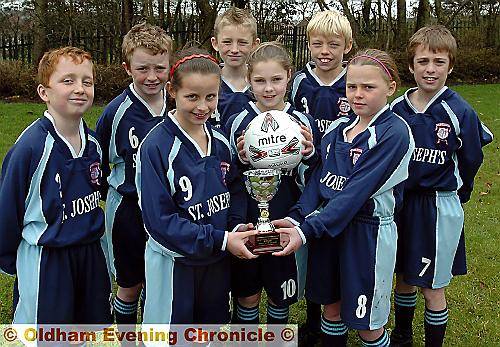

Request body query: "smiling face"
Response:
[123, 47, 170, 101]
[346, 64, 396, 120]
[37, 56, 94, 120]
[250, 60, 290, 112]
[308, 33, 351, 76]
[410, 44, 451, 98]
[168, 72, 220, 131]
[211, 24, 257, 69]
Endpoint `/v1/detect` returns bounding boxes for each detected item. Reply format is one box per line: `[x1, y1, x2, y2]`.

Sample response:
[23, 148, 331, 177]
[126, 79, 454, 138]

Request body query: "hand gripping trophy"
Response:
[242, 110, 305, 254]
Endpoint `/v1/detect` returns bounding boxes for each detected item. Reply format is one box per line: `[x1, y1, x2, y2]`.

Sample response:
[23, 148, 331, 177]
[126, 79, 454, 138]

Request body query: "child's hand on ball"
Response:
[300, 125, 314, 158]
[237, 130, 250, 164]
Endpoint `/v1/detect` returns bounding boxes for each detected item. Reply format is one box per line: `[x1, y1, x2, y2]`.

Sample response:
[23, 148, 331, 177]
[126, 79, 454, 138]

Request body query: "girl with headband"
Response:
[136, 47, 257, 327]
[273, 49, 415, 347]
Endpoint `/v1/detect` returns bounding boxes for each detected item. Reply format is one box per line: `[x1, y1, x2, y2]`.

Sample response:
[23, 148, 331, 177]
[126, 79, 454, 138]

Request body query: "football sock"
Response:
[114, 296, 138, 324]
[139, 288, 146, 322]
[424, 307, 448, 347]
[235, 302, 259, 324]
[320, 315, 348, 346]
[360, 329, 389, 347]
[392, 291, 417, 341]
[266, 302, 289, 324]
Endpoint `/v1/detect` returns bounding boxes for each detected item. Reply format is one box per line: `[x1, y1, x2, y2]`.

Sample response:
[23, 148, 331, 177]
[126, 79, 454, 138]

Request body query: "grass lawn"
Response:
[0, 84, 498, 346]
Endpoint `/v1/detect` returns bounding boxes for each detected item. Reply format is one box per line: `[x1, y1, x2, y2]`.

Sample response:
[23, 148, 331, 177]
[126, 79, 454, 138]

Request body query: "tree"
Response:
[396, 0, 407, 47]
[121, 0, 133, 37]
[415, 0, 431, 31]
[33, 0, 47, 63]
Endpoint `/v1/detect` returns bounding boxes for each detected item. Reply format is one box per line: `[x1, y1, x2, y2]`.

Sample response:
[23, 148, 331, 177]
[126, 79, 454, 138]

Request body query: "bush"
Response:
[390, 48, 500, 85]
[0, 61, 131, 104]
[0, 60, 37, 100]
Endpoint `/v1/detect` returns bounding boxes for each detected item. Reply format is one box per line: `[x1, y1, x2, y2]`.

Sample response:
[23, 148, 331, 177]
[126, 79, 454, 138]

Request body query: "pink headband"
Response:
[169, 54, 219, 78]
[349, 55, 392, 80]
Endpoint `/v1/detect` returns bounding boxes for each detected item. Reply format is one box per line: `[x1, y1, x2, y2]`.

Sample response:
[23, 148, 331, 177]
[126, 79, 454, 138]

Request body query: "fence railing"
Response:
[1, 16, 498, 69]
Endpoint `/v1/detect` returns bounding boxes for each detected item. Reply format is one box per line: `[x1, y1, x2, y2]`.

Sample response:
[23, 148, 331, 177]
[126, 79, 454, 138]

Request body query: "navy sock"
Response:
[234, 302, 259, 324]
[320, 315, 348, 346]
[114, 296, 138, 325]
[392, 291, 417, 341]
[360, 329, 389, 347]
[424, 307, 448, 347]
[305, 299, 321, 333]
[266, 302, 289, 324]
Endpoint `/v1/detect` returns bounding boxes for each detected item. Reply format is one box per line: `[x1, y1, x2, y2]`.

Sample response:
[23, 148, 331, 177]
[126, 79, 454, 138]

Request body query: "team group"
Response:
[0, 7, 493, 347]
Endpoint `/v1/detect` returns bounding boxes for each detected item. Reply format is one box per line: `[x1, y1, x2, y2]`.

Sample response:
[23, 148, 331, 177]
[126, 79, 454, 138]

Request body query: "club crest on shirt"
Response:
[338, 97, 351, 117]
[350, 148, 363, 165]
[220, 162, 230, 186]
[89, 162, 101, 185]
[435, 123, 451, 145]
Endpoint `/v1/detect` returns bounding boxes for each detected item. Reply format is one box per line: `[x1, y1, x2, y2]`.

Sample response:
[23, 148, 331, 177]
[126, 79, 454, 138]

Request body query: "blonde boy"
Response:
[95, 22, 172, 326]
[289, 10, 353, 135]
[210, 6, 260, 127]
[288, 9, 354, 345]
[0, 47, 112, 324]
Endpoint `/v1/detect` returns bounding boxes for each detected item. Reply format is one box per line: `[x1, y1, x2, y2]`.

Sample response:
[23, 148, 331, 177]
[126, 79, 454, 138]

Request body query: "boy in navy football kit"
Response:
[95, 23, 172, 326]
[288, 12, 354, 342]
[210, 7, 260, 128]
[136, 48, 257, 326]
[226, 42, 318, 326]
[390, 26, 493, 347]
[0, 47, 112, 324]
[274, 49, 415, 347]
[289, 10, 353, 137]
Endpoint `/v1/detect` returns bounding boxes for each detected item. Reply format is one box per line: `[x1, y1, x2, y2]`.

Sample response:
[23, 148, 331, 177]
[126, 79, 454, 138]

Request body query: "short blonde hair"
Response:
[38, 46, 94, 87]
[122, 22, 173, 66]
[214, 7, 258, 40]
[407, 25, 457, 70]
[307, 10, 352, 47]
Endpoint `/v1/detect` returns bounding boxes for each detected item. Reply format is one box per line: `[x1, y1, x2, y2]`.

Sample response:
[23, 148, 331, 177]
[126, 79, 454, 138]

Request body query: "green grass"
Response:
[0, 85, 498, 346]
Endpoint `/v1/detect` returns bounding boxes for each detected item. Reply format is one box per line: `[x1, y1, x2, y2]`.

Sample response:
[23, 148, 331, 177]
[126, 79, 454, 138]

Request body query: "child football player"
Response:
[274, 49, 415, 347]
[289, 11, 353, 340]
[210, 6, 260, 128]
[225, 42, 318, 326]
[95, 22, 172, 326]
[390, 25, 493, 347]
[136, 47, 258, 325]
[0, 47, 112, 324]
[289, 10, 354, 136]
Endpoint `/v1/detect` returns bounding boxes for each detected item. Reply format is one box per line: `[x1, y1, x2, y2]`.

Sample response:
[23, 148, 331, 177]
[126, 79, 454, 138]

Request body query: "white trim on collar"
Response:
[129, 83, 167, 117]
[44, 111, 86, 158]
[167, 110, 212, 157]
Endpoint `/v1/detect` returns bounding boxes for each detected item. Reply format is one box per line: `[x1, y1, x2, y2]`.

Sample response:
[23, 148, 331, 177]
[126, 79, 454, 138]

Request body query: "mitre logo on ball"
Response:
[244, 110, 305, 170]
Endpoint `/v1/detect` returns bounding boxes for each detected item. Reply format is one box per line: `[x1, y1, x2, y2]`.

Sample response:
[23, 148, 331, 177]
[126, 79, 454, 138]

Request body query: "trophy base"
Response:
[246, 232, 283, 255]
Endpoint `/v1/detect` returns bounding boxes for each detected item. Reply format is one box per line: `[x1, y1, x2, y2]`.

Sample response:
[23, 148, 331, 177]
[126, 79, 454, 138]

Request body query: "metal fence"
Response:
[0, 16, 497, 69]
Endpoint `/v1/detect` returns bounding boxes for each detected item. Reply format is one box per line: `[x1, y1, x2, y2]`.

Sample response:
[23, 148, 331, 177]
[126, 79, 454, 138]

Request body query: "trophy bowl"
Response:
[243, 169, 283, 254]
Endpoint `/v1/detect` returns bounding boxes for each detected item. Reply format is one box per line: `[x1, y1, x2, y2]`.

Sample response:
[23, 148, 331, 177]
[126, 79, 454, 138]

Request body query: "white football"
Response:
[244, 110, 305, 170]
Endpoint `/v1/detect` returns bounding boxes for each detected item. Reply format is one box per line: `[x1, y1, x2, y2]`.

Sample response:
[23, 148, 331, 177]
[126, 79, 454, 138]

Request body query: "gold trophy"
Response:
[243, 169, 283, 254]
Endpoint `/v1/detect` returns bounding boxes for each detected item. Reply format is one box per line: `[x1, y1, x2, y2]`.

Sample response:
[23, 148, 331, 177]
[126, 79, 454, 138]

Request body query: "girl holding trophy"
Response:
[135, 47, 257, 325]
[273, 49, 415, 347]
[224, 42, 319, 325]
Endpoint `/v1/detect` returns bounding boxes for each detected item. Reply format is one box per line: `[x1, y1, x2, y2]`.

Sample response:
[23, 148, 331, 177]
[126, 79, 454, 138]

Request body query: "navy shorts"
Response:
[305, 236, 341, 304]
[395, 191, 465, 289]
[308, 215, 397, 330]
[231, 246, 307, 307]
[143, 239, 231, 324]
[105, 188, 147, 288]
[13, 239, 113, 324]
